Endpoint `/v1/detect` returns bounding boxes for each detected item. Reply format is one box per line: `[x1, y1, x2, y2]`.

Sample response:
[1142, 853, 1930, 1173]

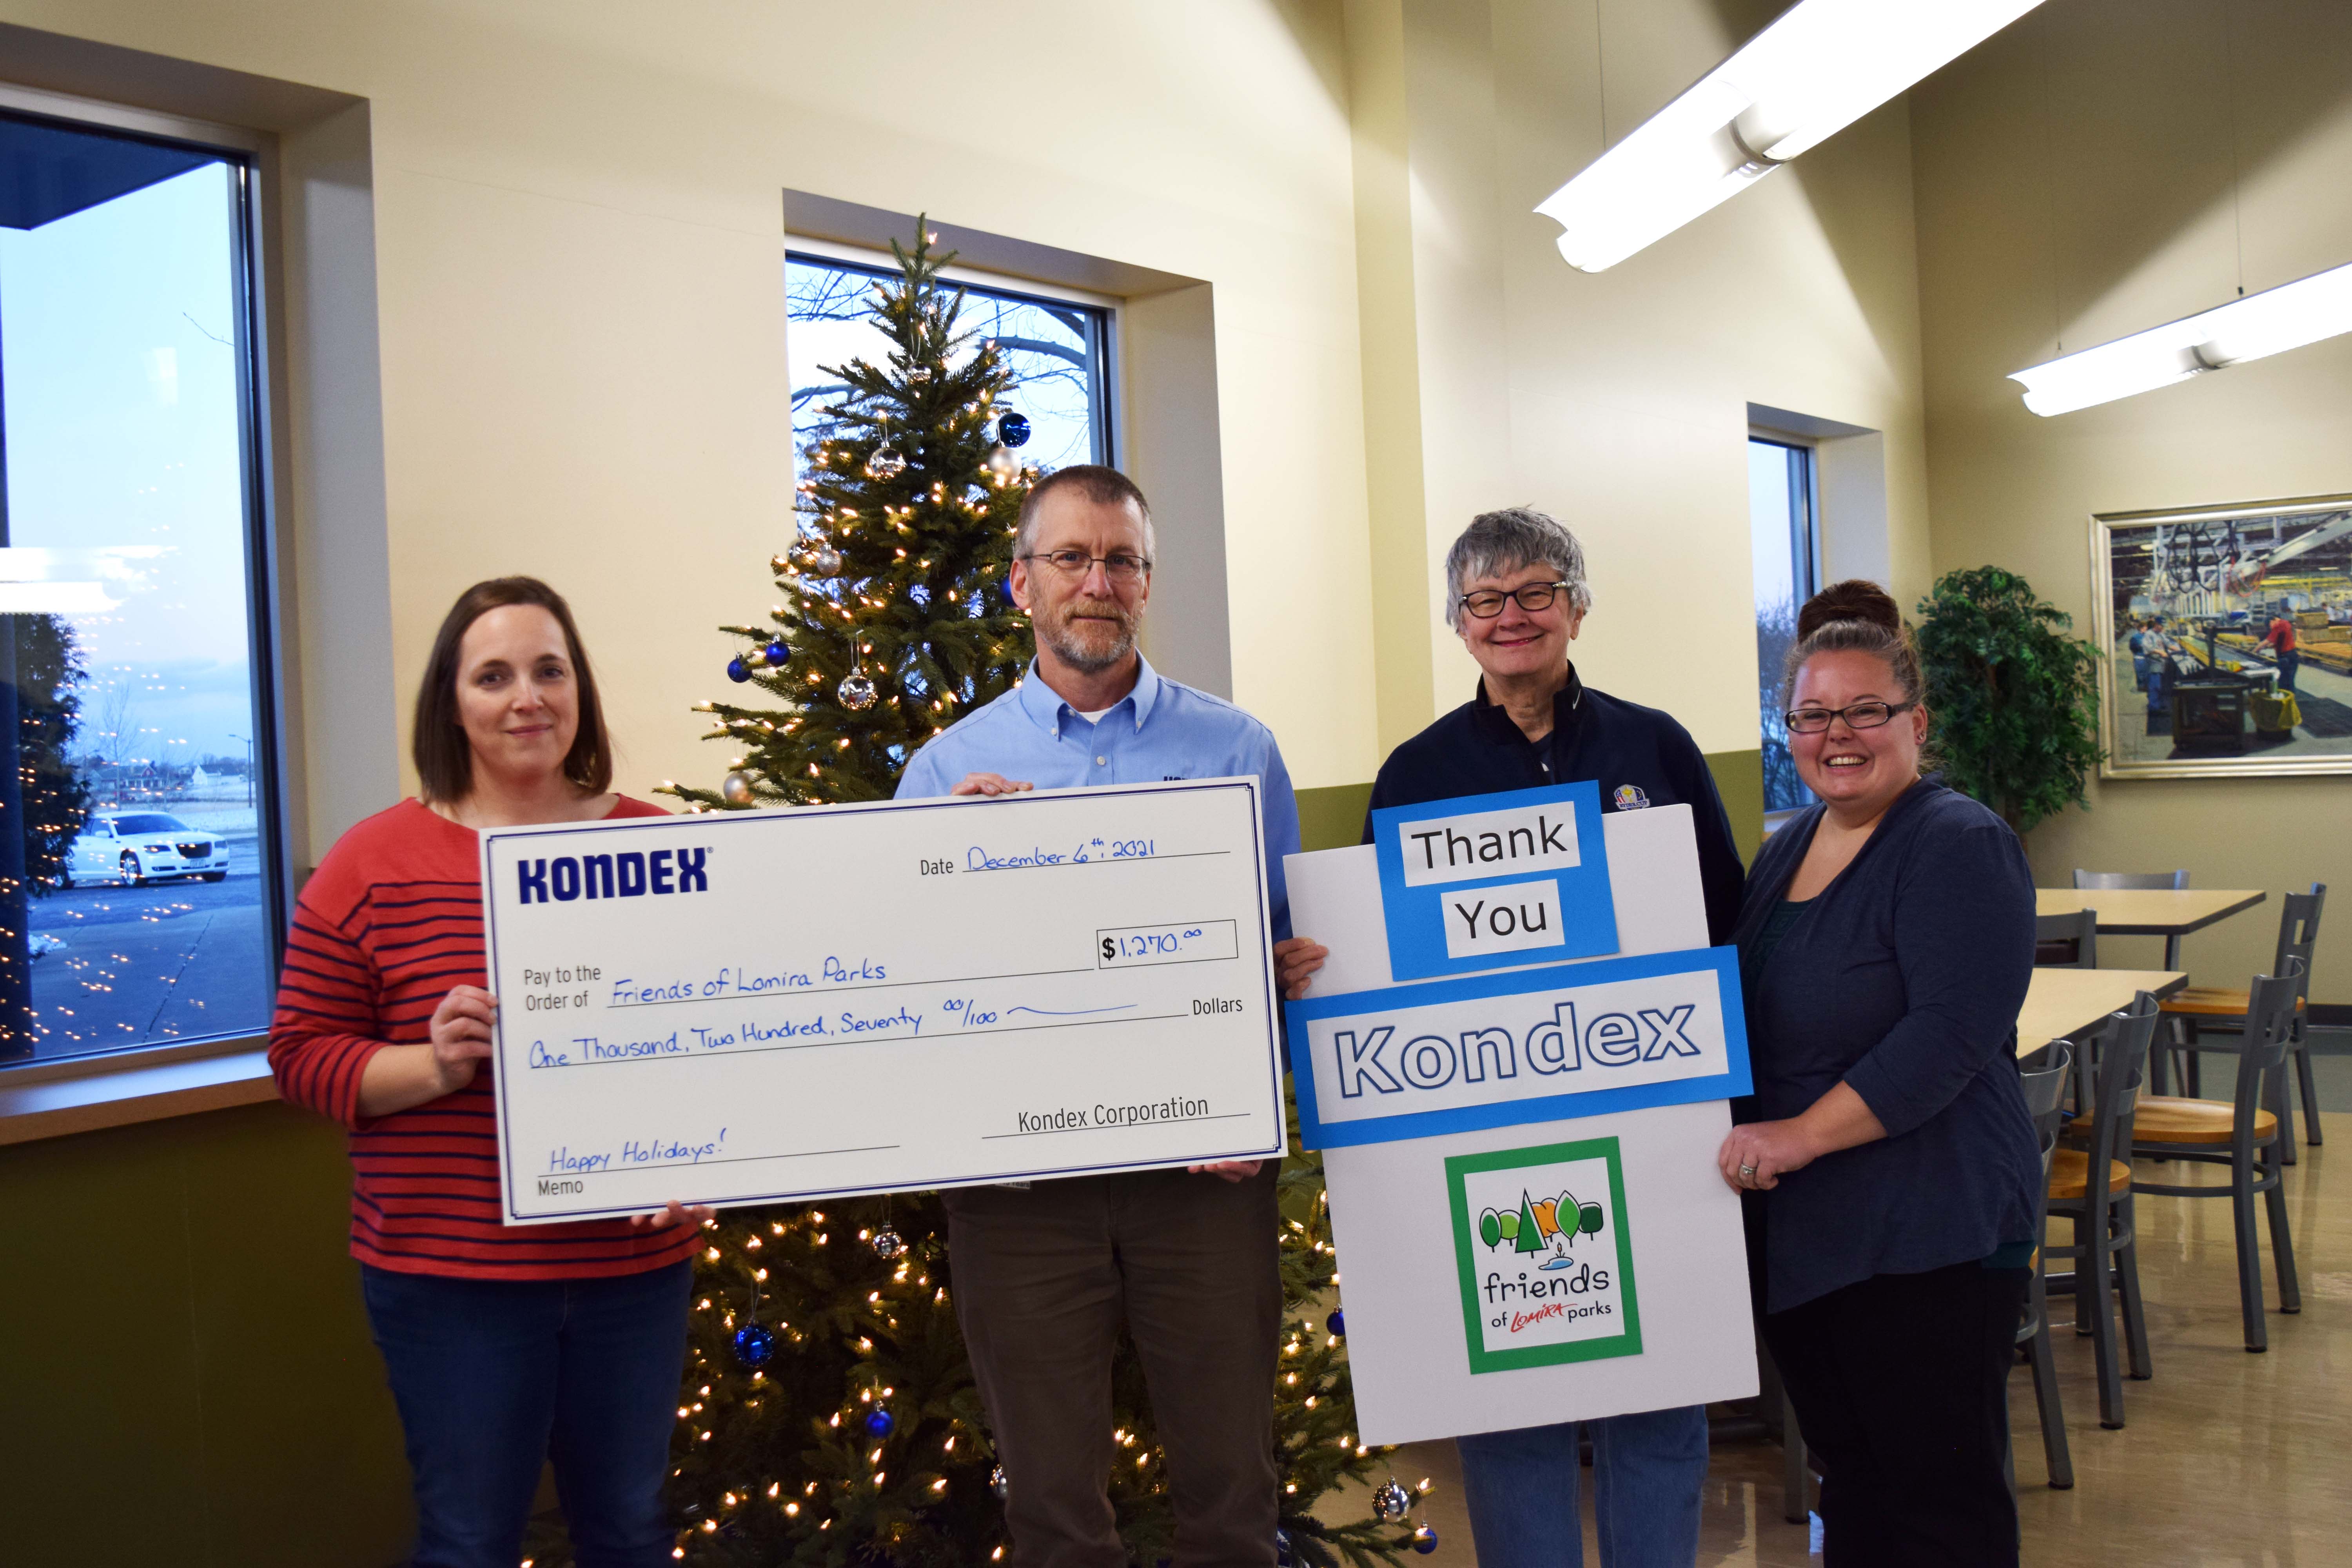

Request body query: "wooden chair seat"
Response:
[2047, 1147, 2130, 1201]
[2131, 1096, 2278, 1145]
[2159, 986, 2306, 1019]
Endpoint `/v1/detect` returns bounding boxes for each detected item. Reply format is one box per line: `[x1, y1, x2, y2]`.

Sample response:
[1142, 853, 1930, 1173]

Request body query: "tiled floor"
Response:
[1331, 1110, 2346, 1566]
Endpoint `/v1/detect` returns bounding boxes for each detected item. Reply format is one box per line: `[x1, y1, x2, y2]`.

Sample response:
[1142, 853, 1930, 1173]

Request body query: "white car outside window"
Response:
[64, 811, 228, 887]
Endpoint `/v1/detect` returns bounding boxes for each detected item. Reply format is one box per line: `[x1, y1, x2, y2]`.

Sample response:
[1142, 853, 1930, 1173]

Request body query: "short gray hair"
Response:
[1444, 507, 1594, 629]
[1014, 464, 1158, 563]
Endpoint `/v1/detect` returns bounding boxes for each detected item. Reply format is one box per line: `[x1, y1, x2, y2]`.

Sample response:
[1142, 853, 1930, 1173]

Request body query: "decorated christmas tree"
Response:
[545, 230, 1435, 1564]
[664, 229, 1031, 813]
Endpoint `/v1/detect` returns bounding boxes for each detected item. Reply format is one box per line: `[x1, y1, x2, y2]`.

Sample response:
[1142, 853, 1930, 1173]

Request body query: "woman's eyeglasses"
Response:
[1460, 581, 1572, 619]
[1784, 700, 1918, 734]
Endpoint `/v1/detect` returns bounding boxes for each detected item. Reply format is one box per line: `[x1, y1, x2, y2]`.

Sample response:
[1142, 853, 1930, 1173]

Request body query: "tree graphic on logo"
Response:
[1479, 1189, 1605, 1261]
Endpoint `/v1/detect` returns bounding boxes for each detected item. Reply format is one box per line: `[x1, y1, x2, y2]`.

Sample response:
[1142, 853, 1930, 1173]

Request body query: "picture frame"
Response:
[2090, 493, 2352, 779]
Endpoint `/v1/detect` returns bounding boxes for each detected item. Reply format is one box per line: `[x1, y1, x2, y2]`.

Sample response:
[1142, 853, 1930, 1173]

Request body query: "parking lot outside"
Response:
[27, 796, 270, 1057]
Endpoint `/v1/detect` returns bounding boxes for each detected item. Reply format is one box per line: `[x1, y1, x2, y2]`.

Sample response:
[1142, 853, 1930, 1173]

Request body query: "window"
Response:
[1750, 436, 1818, 814]
[784, 249, 1113, 478]
[0, 105, 279, 1063]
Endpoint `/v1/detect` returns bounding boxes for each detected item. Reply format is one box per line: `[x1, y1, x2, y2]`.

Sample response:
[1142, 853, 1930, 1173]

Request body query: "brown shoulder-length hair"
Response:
[412, 577, 612, 803]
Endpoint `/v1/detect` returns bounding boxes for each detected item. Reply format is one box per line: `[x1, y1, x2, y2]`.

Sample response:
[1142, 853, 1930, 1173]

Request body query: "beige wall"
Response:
[1912, 0, 2352, 1001]
[1341, 0, 1935, 760]
[0, 0, 1384, 859]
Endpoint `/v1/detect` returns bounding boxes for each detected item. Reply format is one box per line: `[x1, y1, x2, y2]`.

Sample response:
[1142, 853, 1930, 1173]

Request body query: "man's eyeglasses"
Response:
[1021, 549, 1152, 583]
[1460, 581, 1573, 619]
[1784, 700, 1918, 734]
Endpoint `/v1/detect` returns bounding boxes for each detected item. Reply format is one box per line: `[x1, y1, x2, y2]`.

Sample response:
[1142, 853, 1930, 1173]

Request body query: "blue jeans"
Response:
[1455, 1405, 1708, 1568]
[361, 1260, 693, 1568]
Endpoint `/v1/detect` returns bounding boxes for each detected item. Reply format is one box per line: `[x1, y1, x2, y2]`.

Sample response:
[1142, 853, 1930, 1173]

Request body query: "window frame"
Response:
[782, 234, 1122, 471]
[1749, 432, 1820, 608]
[1749, 430, 1822, 824]
[0, 81, 294, 1093]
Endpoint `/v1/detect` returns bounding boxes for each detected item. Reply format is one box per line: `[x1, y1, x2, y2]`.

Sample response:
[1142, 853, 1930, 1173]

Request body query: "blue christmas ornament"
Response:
[865, 1406, 895, 1438]
[726, 656, 750, 683]
[1412, 1523, 1439, 1554]
[1274, 1528, 1295, 1566]
[763, 638, 788, 665]
[1327, 1308, 1345, 1338]
[995, 410, 1031, 448]
[731, 1322, 776, 1368]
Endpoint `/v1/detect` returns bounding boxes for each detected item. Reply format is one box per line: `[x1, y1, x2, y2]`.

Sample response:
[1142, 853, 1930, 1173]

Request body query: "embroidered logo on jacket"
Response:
[1611, 784, 1650, 810]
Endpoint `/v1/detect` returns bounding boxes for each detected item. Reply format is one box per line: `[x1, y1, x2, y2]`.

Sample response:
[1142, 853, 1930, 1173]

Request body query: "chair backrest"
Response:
[2017, 1040, 2074, 1149]
[2018, 1040, 2074, 1329]
[2270, 885, 2326, 1007]
[2073, 868, 2190, 890]
[2083, 993, 2160, 1186]
[2224, 961, 2305, 1154]
[2034, 910, 2100, 969]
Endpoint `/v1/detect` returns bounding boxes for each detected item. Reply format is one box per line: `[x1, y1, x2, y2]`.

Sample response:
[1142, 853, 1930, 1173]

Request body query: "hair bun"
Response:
[1797, 579, 1902, 640]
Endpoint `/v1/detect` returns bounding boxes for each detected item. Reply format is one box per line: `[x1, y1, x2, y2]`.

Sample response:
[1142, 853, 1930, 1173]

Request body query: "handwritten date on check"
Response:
[478, 778, 1287, 1223]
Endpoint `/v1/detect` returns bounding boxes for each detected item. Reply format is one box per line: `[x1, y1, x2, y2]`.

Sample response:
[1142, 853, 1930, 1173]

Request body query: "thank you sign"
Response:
[1372, 782, 1617, 979]
[1287, 801, 1758, 1445]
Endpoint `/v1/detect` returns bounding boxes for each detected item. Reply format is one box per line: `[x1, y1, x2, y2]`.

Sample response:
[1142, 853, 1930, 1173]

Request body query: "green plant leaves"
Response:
[1915, 566, 2103, 835]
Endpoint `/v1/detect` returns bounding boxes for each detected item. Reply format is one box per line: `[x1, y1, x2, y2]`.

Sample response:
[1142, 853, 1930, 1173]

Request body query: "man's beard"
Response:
[1038, 596, 1140, 674]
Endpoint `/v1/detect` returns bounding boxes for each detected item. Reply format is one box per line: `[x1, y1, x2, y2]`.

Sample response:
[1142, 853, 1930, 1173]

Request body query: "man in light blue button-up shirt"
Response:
[896, 466, 1302, 1567]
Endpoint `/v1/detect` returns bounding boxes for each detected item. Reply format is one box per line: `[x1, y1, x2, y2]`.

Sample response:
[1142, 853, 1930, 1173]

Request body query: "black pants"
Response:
[1762, 1261, 2029, 1567]
[944, 1166, 1283, 1568]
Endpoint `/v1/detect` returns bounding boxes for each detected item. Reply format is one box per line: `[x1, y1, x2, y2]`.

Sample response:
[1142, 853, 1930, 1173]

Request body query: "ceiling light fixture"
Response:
[2009, 260, 2352, 415]
[1535, 0, 2047, 272]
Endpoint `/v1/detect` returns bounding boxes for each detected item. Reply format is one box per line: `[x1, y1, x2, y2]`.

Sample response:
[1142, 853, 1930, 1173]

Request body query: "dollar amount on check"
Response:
[479, 778, 1286, 1222]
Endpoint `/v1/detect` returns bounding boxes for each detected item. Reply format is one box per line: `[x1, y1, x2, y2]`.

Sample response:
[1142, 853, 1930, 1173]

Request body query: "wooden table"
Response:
[2016, 967, 2188, 1056]
[2034, 889, 2267, 970]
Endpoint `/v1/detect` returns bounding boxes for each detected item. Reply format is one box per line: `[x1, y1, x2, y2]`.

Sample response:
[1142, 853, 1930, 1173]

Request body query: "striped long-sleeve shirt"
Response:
[269, 797, 701, 1279]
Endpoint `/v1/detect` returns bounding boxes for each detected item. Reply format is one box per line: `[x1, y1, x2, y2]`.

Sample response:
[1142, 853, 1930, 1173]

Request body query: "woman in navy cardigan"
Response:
[1716, 581, 2040, 1567]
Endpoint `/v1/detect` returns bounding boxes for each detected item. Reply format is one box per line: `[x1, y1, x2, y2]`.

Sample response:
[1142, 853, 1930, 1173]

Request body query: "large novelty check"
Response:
[479, 778, 1286, 1223]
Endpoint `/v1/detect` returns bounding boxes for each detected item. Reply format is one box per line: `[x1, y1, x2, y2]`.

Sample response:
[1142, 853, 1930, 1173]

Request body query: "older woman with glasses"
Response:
[1283, 506, 1745, 1568]
[1717, 580, 2040, 1566]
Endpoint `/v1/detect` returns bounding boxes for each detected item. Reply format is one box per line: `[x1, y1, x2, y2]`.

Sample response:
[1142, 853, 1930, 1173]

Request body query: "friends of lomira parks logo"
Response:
[1445, 1136, 1641, 1373]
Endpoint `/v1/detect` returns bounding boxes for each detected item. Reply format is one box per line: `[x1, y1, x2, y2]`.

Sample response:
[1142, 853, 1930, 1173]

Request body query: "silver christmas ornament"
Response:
[801, 544, 843, 576]
[867, 445, 907, 480]
[871, 1226, 905, 1259]
[989, 1465, 1009, 1499]
[722, 772, 755, 806]
[985, 445, 1020, 481]
[1372, 1481, 1411, 1523]
[837, 671, 878, 711]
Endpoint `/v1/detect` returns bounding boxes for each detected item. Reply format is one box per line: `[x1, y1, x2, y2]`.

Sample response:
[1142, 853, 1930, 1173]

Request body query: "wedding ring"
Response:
[1738, 1163, 1757, 1178]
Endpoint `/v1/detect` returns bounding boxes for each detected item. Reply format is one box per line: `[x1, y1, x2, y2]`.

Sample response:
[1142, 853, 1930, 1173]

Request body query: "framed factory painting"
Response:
[2091, 493, 2352, 779]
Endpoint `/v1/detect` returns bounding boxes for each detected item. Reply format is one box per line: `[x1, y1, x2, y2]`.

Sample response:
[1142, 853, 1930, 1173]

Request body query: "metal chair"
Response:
[2048, 993, 2158, 1427]
[2071, 869, 2202, 1093]
[2011, 1040, 2075, 1490]
[2072, 869, 2190, 890]
[2033, 910, 2100, 970]
[2158, 886, 2325, 1163]
[2130, 962, 2305, 1352]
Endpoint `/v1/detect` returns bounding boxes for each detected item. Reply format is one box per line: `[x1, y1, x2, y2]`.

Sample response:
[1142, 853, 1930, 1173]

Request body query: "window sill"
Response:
[0, 1039, 277, 1146]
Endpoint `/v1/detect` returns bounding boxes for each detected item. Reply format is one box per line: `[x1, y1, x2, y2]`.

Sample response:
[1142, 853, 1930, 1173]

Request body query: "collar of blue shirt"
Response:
[1012, 653, 1166, 738]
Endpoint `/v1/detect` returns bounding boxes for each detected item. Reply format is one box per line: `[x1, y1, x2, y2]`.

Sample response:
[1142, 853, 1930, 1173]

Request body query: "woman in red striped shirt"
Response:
[271, 577, 706, 1568]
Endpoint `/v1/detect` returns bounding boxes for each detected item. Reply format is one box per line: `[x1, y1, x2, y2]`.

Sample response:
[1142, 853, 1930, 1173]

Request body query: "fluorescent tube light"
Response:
[2009, 260, 2352, 415]
[1536, 0, 2047, 272]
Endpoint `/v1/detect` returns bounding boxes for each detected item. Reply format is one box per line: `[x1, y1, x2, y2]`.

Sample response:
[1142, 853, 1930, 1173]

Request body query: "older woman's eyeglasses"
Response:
[1784, 700, 1918, 733]
[1021, 549, 1151, 583]
[1460, 581, 1572, 618]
